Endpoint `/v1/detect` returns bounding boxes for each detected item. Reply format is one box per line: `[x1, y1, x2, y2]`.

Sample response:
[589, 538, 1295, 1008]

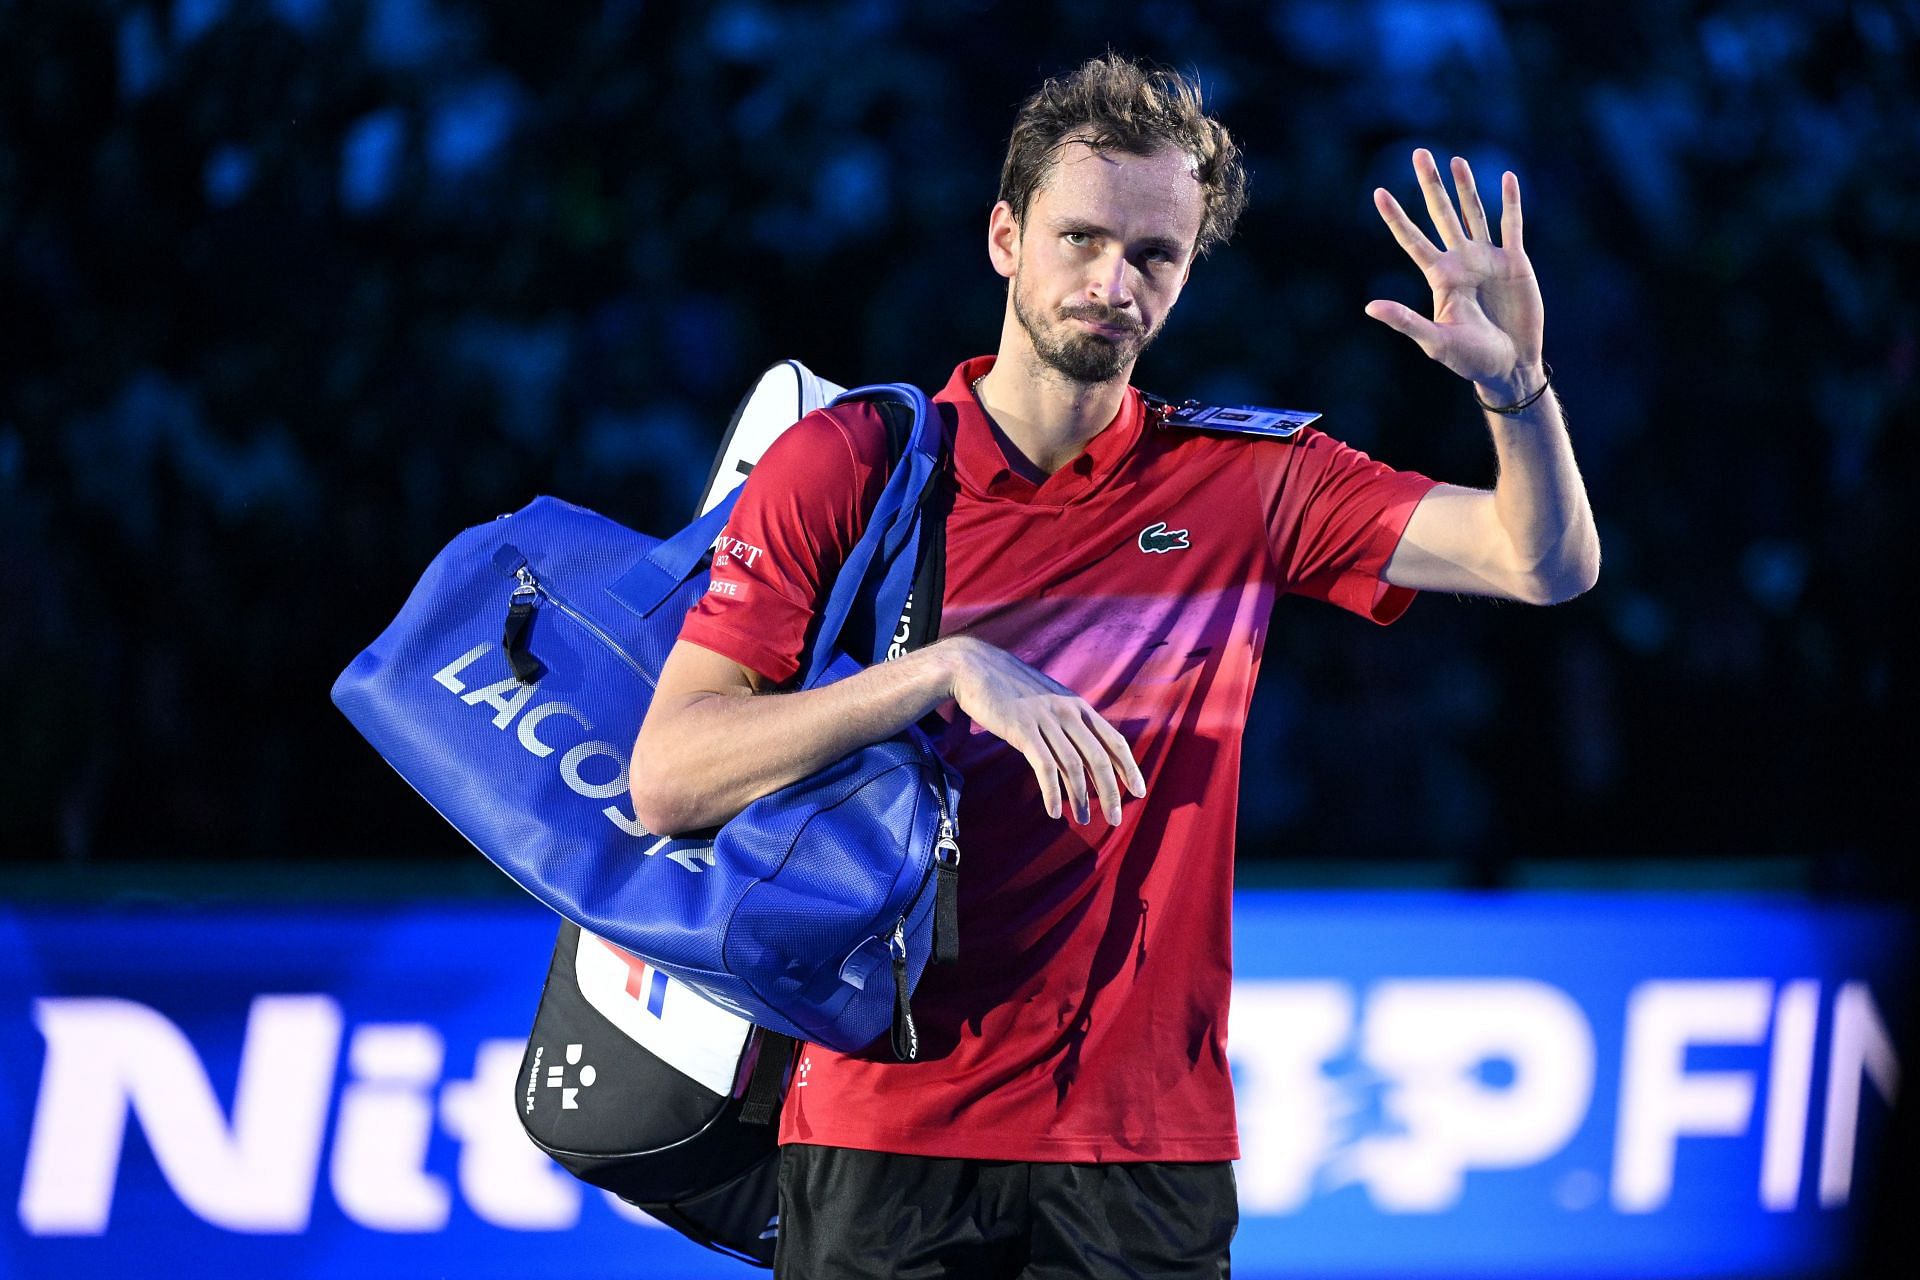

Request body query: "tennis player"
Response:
[631, 52, 1597, 1279]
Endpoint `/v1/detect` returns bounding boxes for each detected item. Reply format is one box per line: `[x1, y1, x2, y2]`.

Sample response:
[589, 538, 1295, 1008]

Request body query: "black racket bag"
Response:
[518, 920, 795, 1266]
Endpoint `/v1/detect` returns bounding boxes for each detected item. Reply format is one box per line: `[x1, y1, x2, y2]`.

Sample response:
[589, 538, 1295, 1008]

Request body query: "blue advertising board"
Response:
[1226, 895, 1907, 1278]
[0, 894, 1906, 1279]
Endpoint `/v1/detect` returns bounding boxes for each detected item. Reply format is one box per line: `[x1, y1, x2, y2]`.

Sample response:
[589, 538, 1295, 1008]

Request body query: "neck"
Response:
[976, 333, 1132, 479]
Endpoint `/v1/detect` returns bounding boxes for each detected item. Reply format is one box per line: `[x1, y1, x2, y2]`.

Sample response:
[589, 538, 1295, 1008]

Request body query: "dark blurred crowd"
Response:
[2, 0, 1912, 885]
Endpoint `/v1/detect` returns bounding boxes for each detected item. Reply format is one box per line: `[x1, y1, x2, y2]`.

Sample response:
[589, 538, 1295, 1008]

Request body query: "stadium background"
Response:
[1, 0, 1912, 1276]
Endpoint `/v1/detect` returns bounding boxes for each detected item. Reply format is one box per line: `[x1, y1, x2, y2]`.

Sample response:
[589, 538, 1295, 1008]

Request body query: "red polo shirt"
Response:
[679, 356, 1437, 1162]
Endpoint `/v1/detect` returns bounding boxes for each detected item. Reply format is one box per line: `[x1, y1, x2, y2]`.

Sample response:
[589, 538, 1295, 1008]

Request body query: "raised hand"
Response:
[1365, 149, 1545, 395]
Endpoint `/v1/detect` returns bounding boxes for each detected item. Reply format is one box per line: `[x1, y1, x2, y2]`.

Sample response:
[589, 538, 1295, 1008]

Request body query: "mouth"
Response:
[1070, 316, 1139, 340]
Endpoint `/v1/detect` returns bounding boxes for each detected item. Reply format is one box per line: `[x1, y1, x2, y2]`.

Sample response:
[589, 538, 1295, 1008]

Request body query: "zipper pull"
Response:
[888, 921, 918, 1062]
[932, 817, 960, 966]
[503, 566, 546, 684]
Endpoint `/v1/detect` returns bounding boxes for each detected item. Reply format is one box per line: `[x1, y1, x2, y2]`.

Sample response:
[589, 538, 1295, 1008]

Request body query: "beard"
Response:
[1012, 273, 1161, 385]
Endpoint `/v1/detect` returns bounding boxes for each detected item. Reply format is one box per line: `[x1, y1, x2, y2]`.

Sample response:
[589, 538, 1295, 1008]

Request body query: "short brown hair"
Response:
[998, 53, 1248, 258]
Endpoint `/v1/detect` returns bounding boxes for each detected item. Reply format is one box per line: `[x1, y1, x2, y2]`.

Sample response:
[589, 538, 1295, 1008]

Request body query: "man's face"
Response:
[991, 141, 1206, 385]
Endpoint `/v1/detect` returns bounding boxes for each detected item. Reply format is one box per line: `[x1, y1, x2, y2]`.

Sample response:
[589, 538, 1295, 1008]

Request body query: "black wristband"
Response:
[1477, 363, 1553, 416]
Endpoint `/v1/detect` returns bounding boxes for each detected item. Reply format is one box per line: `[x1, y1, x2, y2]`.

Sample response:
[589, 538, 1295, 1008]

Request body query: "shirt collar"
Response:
[933, 355, 1145, 507]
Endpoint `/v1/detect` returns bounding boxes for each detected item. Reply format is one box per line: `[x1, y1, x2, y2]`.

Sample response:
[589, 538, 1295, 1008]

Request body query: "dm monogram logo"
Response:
[1138, 521, 1191, 554]
[538, 1042, 597, 1111]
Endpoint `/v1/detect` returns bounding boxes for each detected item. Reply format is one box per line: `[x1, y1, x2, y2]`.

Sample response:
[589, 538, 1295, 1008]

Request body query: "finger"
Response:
[1058, 715, 1123, 825]
[1014, 734, 1064, 820]
[1372, 187, 1440, 270]
[1363, 300, 1444, 359]
[1451, 155, 1490, 243]
[1038, 720, 1091, 824]
[1081, 707, 1146, 798]
[1501, 170, 1523, 252]
[1413, 147, 1468, 250]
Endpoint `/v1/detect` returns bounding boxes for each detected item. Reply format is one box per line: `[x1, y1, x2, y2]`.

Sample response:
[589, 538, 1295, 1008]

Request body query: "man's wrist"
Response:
[909, 636, 969, 704]
[1474, 362, 1550, 414]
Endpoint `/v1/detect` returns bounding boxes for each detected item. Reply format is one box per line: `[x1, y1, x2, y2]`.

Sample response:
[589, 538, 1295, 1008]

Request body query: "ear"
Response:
[987, 200, 1020, 280]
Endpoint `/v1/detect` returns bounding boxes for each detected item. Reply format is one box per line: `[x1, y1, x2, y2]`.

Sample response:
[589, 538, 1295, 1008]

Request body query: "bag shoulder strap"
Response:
[604, 382, 945, 686]
[796, 382, 942, 686]
[606, 495, 737, 619]
[738, 1030, 792, 1126]
[880, 398, 946, 653]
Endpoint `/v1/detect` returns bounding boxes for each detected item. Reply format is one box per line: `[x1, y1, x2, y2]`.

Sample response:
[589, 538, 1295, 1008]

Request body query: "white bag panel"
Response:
[574, 930, 753, 1097]
[699, 359, 849, 515]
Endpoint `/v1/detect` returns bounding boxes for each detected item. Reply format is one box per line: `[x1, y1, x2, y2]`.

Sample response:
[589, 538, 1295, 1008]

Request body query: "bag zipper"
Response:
[502, 567, 545, 683]
[506, 559, 656, 689]
[886, 764, 960, 1061]
[888, 920, 918, 1061]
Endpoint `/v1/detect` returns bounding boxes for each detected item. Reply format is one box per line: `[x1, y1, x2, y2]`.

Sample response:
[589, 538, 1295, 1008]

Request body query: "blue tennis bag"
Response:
[332, 380, 959, 1057]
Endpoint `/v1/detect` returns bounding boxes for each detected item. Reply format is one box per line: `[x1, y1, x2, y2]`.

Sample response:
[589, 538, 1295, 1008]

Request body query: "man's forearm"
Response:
[629, 642, 960, 835]
[1475, 364, 1600, 604]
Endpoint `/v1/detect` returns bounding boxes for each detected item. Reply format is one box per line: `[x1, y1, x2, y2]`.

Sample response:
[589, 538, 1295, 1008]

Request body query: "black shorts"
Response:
[773, 1143, 1237, 1279]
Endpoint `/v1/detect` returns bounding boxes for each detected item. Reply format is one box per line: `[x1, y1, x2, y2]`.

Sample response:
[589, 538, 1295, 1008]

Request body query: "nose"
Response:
[1087, 247, 1136, 311]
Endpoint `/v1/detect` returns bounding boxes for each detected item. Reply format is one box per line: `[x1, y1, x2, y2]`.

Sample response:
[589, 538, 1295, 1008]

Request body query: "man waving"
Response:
[631, 52, 1597, 1280]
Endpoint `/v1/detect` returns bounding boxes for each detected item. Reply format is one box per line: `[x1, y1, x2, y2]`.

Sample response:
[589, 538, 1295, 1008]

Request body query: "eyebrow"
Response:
[1048, 217, 1185, 260]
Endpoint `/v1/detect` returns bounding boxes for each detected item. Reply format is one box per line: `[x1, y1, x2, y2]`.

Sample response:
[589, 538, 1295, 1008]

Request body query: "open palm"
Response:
[1365, 149, 1544, 389]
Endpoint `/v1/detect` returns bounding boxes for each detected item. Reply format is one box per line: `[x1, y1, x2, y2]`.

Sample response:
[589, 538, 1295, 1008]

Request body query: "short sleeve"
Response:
[1261, 428, 1441, 625]
[676, 405, 891, 684]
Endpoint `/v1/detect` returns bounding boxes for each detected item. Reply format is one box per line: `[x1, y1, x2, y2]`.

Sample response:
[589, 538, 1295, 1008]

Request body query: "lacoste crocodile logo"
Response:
[1137, 521, 1191, 554]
